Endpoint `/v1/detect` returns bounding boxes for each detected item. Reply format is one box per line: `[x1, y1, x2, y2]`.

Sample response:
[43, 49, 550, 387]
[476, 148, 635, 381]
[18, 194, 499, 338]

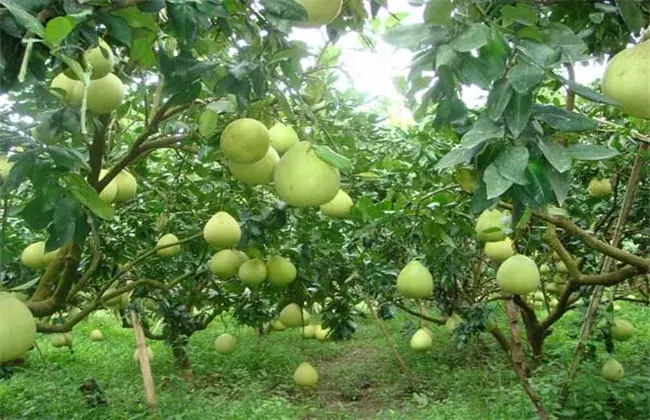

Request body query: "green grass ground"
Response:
[1, 302, 650, 419]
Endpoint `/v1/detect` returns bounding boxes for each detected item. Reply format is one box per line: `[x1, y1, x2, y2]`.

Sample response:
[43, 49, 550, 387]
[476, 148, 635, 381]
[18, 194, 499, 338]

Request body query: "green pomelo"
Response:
[235, 250, 250, 267]
[214, 333, 237, 354]
[50, 73, 83, 104]
[279, 303, 310, 328]
[0, 292, 37, 362]
[484, 237, 515, 262]
[21, 241, 46, 269]
[319, 189, 353, 218]
[555, 261, 568, 273]
[238, 259, 267, 286]
[99, 169, 119, 203]
[602, 358, 624, 381]
[220, 118, 270, 164]
[410, 328, 433, 352]
[295, 0, 343, 28]
[273, 141, 340, 207]
[587, 178, 612, 198]
[203, 211, 241, 248]
[208, 249, 241, 278]
[301, 325, 315, 338]
[497, 255, 540, 295]
[539, 263, 550, 275]
[51, 333, 73, 348]
[602, 40, 650, 119]
[229, 147, 279, 185]
[156, 233, 181, 257]
[293, 362, 318, 387]
[89, 329, 103, 341]
[396, 260, 434, 299]
[475, 209, 507, 242]
[445, 313, 463, 333]
[266, 256, 297, 287]
[87, 73, 124, 115]
[271, 319, 287, 331]
[314, 324, 331, 341]
[114, 170, 137, 201]
[0, 155, 15, 180]
[611, 318, 634, 341]
[269, 122, 300, 154]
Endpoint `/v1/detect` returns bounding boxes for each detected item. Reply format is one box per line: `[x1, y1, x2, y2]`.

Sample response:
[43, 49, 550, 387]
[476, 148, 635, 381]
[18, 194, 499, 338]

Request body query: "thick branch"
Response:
[27, 244, 80, 317]
[395, 303, 446, 325]
[30, 244, 70, 302]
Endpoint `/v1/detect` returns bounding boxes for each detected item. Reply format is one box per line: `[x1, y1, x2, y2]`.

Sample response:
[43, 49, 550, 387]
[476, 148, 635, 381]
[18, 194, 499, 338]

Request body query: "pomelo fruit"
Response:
[21, 241, 47, 269]
[293, 362, 318, 387]
[50, 72, 83, 104]
[214, 333, 237, 354]
[396, 260, 434, 299]
[208, 249, 241, 278]
[295, 0, 343, 28]
[273, 141, 340, 207]
[156, 233, 181, 257]
[301, 324, 315, 338]
[454, 167, 478, 193]
[103, 288, 129, 308]
[587, 178, 612, 198]
[87, 73, 124, 114]
[445, 313, 463, 333]
[81, 39, 114, 80]
[0, 155, 14, 180]
[410, 328, 433, 352]
[89, 329, 103, 341]
[611, 319, 634, 341]
[555, 261, 568, 273]
[51, 333, 73, 348]
[497, 255, 540, 295]
[229, 147, 279, 185]
[268, 122, 300, 154]
[279, 303, 310, 328]
[114, 170, 137, 201]
[98, 169, 119, 203]
[203, 211, 241, 248]
[319, 189, 353, 218]
[475, 209, 507, 242]
[484, 237, 515, 262]
[602, 358, 624, 381]
[238, 259, 267, 286]
[266, 256, 297, 287]
[234, 250, 250, 267]
[539, 263, 550, 275]
[271, 319, 287, 331]
[314, 324, 331, 341]
[220, 118, 270, 163]
[602, 40, 650, 119]
[0, 292, 37, 362]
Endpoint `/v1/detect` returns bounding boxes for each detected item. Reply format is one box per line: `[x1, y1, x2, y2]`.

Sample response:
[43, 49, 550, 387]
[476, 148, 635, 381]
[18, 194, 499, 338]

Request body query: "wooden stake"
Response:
[364, 297, 412, 377]
[131, 311, 157, 411]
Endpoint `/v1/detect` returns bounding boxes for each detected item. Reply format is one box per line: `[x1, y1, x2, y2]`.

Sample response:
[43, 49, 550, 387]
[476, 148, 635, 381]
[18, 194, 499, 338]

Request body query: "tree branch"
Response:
[395, 303, 446, 325]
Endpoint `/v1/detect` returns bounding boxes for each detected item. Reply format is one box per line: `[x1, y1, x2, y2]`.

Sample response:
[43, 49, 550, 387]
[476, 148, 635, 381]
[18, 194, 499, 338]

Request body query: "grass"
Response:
[1, 301, 650, 419]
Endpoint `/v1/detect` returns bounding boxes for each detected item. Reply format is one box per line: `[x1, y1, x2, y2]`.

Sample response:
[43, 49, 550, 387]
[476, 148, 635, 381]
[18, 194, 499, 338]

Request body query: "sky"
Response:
[289, 1, 607, 111]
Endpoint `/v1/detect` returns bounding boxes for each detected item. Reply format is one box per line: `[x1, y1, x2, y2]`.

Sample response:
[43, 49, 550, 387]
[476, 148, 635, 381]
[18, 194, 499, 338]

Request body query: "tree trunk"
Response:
[171, 335, 193, 380]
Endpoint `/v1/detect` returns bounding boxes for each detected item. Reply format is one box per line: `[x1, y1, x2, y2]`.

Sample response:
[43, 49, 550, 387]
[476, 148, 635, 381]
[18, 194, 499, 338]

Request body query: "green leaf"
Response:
[167, 81, 201, 107]
[435, 44, 457, 69]
[0, 0, 45, 37]
[615, 0, 645, 33]
[312, 146, 353, 171]
[516, 26, 543, 42]
[537, 140, 572, 173]
[568, 144, 619, 161]
[60, 173, 114, 221]
[543, 23, 588, 63]
[261, 0, 308, 21]
[384, 24, 438, 50]
[96, 12, 132, 47]
[484, 163, 513, 199]
[552, 74, 617, 105]
[545, 166, 571, 205]
[494, 145, 529, 185]
[486, 78, 513, 121]
[516, 39, 558, 67]
[424, 0, 454, 27]
[514, 206, 533, 230]
[534, 106, 598, 132]
[504, 92, 533, 139]
[434, 147, 475, 170]
[450, 23, 489, 52]
[46, 198, 79, 251]
[507, 61, 545, 94]
[167, 2, 199, 50]
[460, 118, 504, 148]
[500, 4, 538, 26]
[43, 16, 76, 46]
[198, 109, 218, 138]
[129, 28, 156, 67]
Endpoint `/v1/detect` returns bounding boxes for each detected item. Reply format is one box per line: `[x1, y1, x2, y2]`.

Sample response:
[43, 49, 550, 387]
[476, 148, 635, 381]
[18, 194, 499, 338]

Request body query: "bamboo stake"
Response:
[131, 311, 157, 411]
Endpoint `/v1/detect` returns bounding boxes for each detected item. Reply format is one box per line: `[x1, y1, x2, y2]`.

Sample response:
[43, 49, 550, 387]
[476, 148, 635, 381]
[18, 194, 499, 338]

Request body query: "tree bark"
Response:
[171, 335, 193, 380]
